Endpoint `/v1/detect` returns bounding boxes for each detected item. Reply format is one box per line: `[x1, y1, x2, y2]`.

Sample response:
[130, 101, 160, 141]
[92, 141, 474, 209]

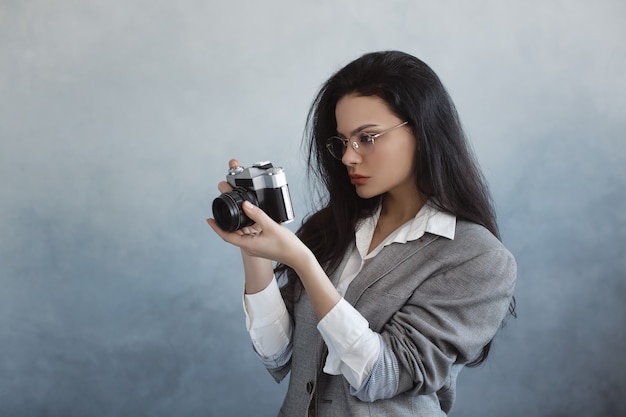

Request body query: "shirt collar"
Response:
[355, 200, 456, 258]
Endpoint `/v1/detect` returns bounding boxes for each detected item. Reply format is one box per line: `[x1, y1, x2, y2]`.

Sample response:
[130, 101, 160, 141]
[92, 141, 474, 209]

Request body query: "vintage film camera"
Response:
[212, 161, 295, 232]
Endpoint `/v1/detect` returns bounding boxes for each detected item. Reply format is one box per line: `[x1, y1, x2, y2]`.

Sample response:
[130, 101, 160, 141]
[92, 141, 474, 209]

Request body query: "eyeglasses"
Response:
[325, 121, 408, 160]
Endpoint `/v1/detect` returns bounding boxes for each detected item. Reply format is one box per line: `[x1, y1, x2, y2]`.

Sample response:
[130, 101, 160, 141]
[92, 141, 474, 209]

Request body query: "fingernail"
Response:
[243, 201, 253, 209]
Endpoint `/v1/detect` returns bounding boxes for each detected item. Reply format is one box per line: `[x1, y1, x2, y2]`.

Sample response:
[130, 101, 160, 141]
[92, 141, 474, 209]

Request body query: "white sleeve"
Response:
[317, 298, 380, 388]
[242, 278, 292, 359]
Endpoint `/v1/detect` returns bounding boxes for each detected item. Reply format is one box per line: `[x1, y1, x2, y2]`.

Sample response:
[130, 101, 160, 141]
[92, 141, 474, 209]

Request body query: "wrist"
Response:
[291, 247, 317, 276]
[241, 251, 274, 294]
[292, 249, 340, 320]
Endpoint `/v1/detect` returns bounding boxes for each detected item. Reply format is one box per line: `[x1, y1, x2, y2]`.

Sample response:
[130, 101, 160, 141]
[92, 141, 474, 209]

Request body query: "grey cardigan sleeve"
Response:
[381, 245, 516, 397]
[343, 222, 517, 400]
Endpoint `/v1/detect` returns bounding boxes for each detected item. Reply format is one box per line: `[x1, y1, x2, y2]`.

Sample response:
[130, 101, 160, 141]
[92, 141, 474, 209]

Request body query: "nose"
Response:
[341, 141, 361, 166]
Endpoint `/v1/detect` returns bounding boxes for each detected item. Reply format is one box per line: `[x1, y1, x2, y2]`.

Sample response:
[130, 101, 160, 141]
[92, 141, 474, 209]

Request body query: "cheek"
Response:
[368, 135, 417, 175]
[386, 144, 416, 171]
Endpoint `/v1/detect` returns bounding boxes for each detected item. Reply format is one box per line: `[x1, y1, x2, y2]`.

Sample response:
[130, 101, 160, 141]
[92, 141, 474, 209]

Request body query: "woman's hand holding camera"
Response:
[207, 191, 310, 271]
[207, 159, 341, 318]
[214, 180, 264, 237]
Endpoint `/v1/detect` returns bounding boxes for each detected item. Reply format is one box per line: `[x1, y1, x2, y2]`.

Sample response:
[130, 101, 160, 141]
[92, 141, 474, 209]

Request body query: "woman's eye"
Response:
[358, 133, 375, 144]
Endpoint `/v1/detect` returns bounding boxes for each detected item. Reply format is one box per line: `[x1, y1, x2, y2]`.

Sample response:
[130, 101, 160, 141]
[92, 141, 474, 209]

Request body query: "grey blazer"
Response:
[269, 220, 516, 417]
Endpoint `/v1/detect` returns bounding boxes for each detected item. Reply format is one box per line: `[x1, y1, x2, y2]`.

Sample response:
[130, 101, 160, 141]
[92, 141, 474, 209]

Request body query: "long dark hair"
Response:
[278, 50, 515, 366]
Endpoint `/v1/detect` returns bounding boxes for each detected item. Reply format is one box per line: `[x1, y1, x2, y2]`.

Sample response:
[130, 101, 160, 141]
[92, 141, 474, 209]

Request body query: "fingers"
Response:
[228, 159, 240, 169]
[217, 159, 240, 193]
[237, 224, 263, 237]
[207, 202, 270, 240]
[207, 218, 250, 243]
[207, 200, 271, 244]
[217, 181, 232, 193]
[241, 201, 272, 227]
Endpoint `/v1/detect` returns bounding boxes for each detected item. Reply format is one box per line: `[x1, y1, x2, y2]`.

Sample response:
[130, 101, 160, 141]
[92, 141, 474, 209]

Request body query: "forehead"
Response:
[335, 94, 398, 130]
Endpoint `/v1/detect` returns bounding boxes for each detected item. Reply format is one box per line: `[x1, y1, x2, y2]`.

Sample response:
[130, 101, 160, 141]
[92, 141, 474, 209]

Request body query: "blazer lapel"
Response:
[343, 233, 440, 305]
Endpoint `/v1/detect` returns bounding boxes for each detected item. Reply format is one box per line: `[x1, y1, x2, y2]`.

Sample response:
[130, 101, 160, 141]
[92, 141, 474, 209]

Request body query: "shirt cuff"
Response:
[243, 277, 285, 329]
[243, 278, 292, 359]
[317, 298, 380, 388]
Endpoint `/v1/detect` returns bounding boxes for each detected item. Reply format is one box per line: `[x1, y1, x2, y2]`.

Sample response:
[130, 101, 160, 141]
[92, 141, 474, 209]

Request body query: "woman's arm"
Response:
[208, 200, 341, 320]
[288, 248, 341, 320]
[241, 251, 274, 294]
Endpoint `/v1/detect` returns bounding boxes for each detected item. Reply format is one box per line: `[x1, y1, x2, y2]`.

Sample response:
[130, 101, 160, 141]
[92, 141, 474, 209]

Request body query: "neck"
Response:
[367, 190, 427, 255]
[380, 190, 427, 225]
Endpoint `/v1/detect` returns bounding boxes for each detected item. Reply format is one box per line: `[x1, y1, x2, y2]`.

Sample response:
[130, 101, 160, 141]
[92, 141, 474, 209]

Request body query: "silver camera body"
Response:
[212, 161, 295, 231]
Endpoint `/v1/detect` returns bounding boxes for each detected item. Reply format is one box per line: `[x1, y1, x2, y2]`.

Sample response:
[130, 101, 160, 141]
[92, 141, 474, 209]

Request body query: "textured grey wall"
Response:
[1, 1, 624, 416]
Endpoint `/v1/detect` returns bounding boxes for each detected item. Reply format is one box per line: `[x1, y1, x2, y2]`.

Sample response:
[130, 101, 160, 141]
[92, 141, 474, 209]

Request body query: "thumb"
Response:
[242, 200, 271, 225]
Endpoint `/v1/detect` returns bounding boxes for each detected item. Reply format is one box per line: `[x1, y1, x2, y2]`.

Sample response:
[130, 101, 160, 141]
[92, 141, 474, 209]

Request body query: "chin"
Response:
[355, 188, 379, 199]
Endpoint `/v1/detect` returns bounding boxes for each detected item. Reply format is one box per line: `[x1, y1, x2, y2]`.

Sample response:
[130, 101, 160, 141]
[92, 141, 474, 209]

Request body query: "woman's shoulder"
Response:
[417, 220, 517, 290]
[433, 219, 515, 262]
[455, 220, 501, 243]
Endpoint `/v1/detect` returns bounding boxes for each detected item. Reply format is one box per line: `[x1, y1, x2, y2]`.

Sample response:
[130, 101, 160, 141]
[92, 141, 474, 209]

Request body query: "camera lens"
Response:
[212, 187, 258, 231]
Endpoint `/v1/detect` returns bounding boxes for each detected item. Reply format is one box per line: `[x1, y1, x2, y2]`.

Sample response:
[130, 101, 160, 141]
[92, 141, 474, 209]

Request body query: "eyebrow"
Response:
[337, 123, 380, 138]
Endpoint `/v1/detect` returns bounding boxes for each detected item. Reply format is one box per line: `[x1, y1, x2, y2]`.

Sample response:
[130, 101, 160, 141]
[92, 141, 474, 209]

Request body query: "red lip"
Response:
[349, 174, 369, 185]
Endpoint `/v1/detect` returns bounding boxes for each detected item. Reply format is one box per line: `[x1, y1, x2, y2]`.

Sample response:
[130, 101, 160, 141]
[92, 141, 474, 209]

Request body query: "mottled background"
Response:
[1, 1, 624, 416]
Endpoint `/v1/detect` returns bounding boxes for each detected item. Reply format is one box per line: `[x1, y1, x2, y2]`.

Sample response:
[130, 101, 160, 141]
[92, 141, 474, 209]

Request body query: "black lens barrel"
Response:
[211, 187, 258, 231]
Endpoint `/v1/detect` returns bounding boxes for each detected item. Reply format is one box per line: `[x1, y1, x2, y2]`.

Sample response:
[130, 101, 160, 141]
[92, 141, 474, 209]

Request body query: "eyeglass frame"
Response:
[325, 121, 409, 160]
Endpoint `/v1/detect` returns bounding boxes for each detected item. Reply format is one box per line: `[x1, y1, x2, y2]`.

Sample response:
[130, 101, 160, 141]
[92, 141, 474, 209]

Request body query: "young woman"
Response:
[207, 50, 516, 417]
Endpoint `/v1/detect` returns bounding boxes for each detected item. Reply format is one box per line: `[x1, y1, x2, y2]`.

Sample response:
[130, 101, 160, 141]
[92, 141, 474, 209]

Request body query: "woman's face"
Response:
[335, 94, 418, 200]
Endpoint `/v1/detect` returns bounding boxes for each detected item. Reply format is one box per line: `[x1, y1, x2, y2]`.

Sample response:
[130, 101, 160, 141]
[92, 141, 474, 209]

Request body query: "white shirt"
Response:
[243, 201, 456, 389]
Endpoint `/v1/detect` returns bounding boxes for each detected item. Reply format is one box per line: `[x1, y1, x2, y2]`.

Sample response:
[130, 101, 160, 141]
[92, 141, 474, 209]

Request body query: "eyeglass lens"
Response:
[326, 133, 375, 160]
